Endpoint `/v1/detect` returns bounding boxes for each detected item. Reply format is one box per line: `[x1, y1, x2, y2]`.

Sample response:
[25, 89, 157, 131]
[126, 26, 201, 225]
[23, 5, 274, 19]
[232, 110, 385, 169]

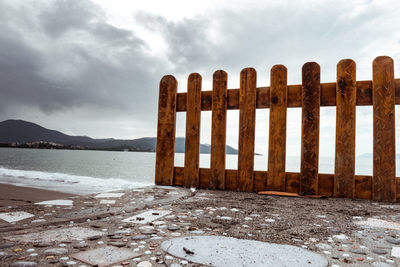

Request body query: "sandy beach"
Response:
[0, 183, 76, 207]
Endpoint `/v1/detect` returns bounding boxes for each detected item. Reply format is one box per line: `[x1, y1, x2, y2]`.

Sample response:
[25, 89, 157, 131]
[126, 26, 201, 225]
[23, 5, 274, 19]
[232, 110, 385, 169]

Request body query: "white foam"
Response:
[0, 167, 152, 195]
[95, 193, 124, 198]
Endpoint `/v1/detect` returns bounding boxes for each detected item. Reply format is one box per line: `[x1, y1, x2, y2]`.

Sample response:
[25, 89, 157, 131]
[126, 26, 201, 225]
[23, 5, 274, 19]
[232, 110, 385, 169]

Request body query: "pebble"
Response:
[165, 255, 174, 260]
[26, 248, 35, 253]
[372, 248, 388, 255]
[132, 235, 148, 240]
[350, 248, 367, 255]
[66, 261, 77, 265]
[60, 256, 69, 261]
[44, 248, 68, 256]
[73, 242, 88, 249]
[88, 235, 102, 240]
[386, 237, 400, 244]
[108, 242, 126, 247]
[10, 261, 37, 267]
[97, 241, 104, 245]
[137, 261, 152, 267]
[0, 251, 16, 260]
[33, 242, 52, 247]
[168, 225, 180, 231]
[170, 264, 182, 267]
[0, 242, 15, 249]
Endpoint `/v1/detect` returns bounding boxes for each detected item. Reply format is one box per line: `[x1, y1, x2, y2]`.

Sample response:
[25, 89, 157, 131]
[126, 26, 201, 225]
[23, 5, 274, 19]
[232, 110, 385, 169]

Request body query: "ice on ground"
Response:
[161, 236, 328, 267]
[0, 211, 34, 223]
[72, 246, 140, 267]
[4, 227, 104, 243]
[122, 210, 172, 224]
[35, 200, 73, 206]
[94, 193, 124, 198]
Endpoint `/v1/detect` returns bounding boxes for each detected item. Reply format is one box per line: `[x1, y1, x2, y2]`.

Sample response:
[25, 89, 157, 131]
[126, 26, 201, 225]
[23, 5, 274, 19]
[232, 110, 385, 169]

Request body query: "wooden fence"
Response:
[155, 56, 400, 202]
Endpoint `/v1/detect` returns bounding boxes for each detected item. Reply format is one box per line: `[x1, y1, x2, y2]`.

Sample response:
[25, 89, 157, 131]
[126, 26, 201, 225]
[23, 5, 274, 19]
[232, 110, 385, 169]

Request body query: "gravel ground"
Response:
[1, 186, 400, 266]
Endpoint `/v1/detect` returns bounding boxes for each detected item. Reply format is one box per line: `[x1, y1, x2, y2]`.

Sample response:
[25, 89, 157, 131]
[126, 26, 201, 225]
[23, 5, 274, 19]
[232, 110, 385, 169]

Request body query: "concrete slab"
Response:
[71, 246, 140, 267]
[355, 218, 400, 231]
[35, 200, 73, 206]
[161, 236, 328, 267]
[94, 193, 124, 198]
[4, 227, 104, 243]
[122, 210, 172, 224]
[0, 211, 34, 223]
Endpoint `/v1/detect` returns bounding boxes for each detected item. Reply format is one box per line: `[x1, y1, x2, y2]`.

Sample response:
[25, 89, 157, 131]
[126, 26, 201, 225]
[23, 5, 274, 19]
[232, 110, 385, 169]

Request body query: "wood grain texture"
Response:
[267, 65, 288, 191]
[300, 62, 320, 195]
[334, 59, 357, 198]
[373, 56, 396, 202]
[176, 79, 400, 112]
[155, 75, 177, 185]
[184, 73, 202, 188]
[237, 68, 257, 192]
[210, 70, 228, 189]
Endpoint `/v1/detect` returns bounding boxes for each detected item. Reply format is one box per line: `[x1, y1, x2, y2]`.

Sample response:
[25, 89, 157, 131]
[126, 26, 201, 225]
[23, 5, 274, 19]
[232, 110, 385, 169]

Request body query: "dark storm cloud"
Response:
[0, 0, 164, 117]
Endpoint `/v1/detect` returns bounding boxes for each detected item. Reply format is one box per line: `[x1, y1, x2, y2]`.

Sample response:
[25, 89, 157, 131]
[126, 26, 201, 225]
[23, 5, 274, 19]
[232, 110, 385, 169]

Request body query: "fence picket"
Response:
[334, 59, 356, 198]
[238, 68, 257, 192]
[372, 56, 396, 202]
[155, 75, 177, 185]
[267, 65, 288, 191]
[210, 70, 228, 189]
[184, 73, 202, 188]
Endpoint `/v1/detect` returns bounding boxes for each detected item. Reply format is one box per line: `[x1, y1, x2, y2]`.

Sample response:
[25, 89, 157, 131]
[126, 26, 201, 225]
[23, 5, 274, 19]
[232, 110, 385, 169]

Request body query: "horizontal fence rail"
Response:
[155, 56, 399, 202]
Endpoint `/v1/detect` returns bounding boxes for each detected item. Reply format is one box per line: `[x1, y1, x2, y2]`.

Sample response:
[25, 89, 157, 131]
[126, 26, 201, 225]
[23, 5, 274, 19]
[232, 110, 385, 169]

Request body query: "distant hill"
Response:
[0, 119, 238, 154]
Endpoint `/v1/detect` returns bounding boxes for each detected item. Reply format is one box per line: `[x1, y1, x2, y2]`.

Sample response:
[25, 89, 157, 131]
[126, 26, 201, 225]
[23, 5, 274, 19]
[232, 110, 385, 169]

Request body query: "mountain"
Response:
[0, 119, 238, 154]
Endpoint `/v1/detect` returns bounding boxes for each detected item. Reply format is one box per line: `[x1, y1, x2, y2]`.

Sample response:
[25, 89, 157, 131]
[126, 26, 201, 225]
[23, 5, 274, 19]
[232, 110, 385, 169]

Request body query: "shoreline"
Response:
[0, 183, 76, 207]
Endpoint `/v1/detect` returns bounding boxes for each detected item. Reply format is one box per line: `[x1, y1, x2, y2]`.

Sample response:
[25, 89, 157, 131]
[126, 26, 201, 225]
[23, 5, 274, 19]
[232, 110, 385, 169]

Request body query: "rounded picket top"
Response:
[271, 64, 287, 73]
[240, 67, 257, 77]
[337, 59, 356, 68]
[160, 75, 177, 89]
[302, 62, 320, 73]
[213, 69, 228, 81]
[373, 56, 394, 69]
[188, 72, 202, 82]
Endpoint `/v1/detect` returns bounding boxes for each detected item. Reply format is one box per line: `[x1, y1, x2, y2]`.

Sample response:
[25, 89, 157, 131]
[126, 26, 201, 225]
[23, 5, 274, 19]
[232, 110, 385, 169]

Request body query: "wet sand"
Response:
[0, 183, 76, 207]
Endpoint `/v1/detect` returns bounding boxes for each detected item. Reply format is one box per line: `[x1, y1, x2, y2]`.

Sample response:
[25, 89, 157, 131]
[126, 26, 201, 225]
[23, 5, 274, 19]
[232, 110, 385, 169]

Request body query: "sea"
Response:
[0, 147, 390, 195]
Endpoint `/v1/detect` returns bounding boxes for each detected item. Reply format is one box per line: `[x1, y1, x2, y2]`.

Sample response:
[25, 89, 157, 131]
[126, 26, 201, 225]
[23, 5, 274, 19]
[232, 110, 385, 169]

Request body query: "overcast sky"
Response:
[1, 0, 400, 158]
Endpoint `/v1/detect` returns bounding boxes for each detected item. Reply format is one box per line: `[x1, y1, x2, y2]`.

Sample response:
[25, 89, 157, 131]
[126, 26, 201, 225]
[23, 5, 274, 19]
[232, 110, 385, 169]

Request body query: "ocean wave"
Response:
[0, 166, 153, 195]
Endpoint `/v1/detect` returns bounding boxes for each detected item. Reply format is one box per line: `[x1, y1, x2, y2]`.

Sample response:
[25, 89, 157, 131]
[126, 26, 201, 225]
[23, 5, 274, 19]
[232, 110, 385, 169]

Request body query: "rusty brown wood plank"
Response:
[300, 62, 320, 195]
[225, 169, 238, 191]
[176, 79, 400, 111]
[355, 175, 372, 200]
[210, 70, 228, 189]
[254, 171, 268, 192]
[199, 168, 211, 189]
[373, 56, 396, 202]
[184, 73, 202, 188]
[286, 172, 300, 193]
[334, 59, 357, 198]
[155, 75, 177, 185]
[238, 68, 257, 192]
[173, 167, 184, 186]
[318, 174, 333, 197]
[267, 65, 287, 191]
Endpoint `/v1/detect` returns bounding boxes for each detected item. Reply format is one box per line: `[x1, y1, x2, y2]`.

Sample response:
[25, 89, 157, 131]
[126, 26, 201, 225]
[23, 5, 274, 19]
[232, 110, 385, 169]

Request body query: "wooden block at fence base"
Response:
[184, 73, 202, 188]
[300, 62, 320, 195]
[254, 171, 268, 192]
[225, 169, 238, 191]
[155, 75, 177, 185]
[199, 168, 211, 189]
[319, 173, 334, 197]
[173, 167, 184, 186]
[210, 70, 228, 190]
[355, 175, 372, 200]
[285, 172, 300, 193]
[373, 56, 396, 202]
[238, 68, 257, 192]
[267, 65, 288, 191]
[334, 59, 356, 198]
